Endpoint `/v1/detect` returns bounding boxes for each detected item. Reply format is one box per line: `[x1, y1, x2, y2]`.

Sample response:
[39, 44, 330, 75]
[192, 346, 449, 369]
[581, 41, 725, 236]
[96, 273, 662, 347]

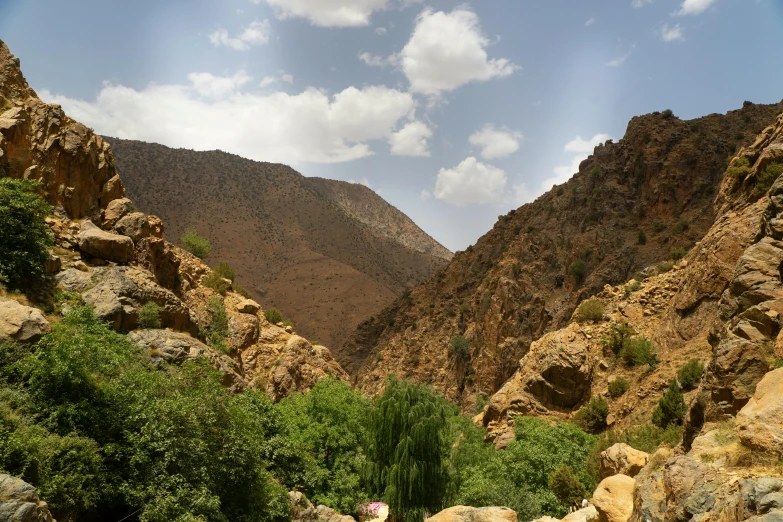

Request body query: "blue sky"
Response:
[2, 0, 782, 251]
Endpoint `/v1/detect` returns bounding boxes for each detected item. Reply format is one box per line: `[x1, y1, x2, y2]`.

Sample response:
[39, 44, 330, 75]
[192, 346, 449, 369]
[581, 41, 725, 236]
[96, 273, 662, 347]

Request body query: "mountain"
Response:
[344, 101, 783, 410]
[105, 138, 451, 352]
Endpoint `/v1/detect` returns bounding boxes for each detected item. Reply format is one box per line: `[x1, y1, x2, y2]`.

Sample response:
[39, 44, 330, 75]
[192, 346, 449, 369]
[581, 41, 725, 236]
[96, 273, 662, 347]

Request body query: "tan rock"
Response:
[736, 368, 783, 455]
[102, 198, 133, 229]
[236, 298, 261, 315]
[562, 506, 598, 522]
[113, 212, 151, 243]
[0, 473, 56, 522]
[265, 335, 350, 401]
[426, 506, 517, 522]
[77, 220, 135, 263]
[592, 474, 635, 522]
[0, 299, 50, 342]
[600, 443, 649, 479]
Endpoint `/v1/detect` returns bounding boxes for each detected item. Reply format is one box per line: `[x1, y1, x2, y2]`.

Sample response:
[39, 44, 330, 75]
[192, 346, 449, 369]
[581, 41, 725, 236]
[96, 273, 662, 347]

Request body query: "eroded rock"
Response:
[737, 368, 783, 455]
[426, 506, 517, 522]
[77, 220, 135, 263]
[0, 473, 55, 522]
[592, 474, 635, 522]
[600, 443, 649, 479]
[0, 299, 50, 342]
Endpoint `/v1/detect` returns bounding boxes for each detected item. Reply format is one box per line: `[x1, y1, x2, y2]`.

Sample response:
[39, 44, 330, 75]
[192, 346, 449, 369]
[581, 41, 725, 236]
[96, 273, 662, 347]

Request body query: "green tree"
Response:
[574, 397, 609, 433]
[548, 465, 586, 506]
[450, 336, 470, 363]
[0, 178, 53, 286]
[652, 380, 686, 428]
[180, 229, 211, 259]
[138, 302, 163, 329]
[365, 377, 451, 522]
[204, 296, 230, 353]
[568, 260, 586, 284]
[677, 359, 704, 390]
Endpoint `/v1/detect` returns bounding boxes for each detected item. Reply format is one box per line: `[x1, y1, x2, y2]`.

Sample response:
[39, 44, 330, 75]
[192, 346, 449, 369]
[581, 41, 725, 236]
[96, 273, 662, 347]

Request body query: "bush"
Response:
[726, 156, 751, 178]
[670, 247, 687, 261]
[234, 284, 252, 299]
[212, 262, 236, 282]
[202, 270, 231, 295]
[0, 179, 53, 286]
[574, 396, 609, 433]
[181, 229, 211, 259]
[265, 308, 283, 325]
[672, 220, 689, 234]
[677, 359, 704, 390]
[754, 162, 783, 196]
[623, 280, 641, 297]
[450, 336, 470, 363]
[568, 260, 586, 283]
[743, 100, 753, 107]
[637, 230, 647, 245]
[548, 465, 587, 506]
[585, 423, 682, 481]
[652, 380, 687, 428]
[608, 377, 630, 398]
[204, 297, 230, 353]
[602, 322, 635, 355]
[138, 302, 163, 329]
[662, 109, 674, 119]
[282, 319, 294, 328]
[574, 299, 604, 323]
[657, 261, 675, 274]
[619, 336, 658, 368]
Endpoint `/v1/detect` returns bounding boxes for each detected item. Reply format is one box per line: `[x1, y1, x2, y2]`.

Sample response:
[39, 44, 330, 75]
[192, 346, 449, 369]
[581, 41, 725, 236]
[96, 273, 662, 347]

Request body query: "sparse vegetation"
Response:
[619, 336, 658, 368]
[205, 296, 230, 354]
[623, 280, 642, 296]
[574, 396, 609, 433]
[450, 336, 470, 363]
[637, 229, 647, 245]
[264, 308, 283, 324]
[677, 358, 704, 389]
[670, 247, 687, 260]
[652, 380, 687, 428]
[548, 465, 587, 507]
[726, 156, 751, 177]
[602, 322, 635, 355]
[202, 270, 231, 295]
[586, 423, 682, 481]
[574, 298, 604, 323]
[138, 302, 163, 329]
[672, 220, 689, 234]
[754, 162, 783, 196]
[233, 284, 252, 299]
[180, 229, 211, 259]
[608, 377, 630, 398]
[656, 261, 675, 274]
[212, 261, 236, 281]
[568, 260, 587, 283]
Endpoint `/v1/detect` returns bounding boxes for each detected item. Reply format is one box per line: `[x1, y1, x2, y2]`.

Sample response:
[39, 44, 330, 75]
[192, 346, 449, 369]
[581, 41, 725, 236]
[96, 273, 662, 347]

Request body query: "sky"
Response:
[2, 0, 783, 251]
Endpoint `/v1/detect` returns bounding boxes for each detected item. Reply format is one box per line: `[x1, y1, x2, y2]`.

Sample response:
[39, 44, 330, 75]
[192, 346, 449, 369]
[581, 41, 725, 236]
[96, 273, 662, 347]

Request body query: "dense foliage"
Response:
[138, 302, 163, 329]
[181, 229, 211, 259]
[0, 178, 53, 287]
[677, 359, 704, 390]
[652, 380, 686, 428]
[574, 299, 604, 323]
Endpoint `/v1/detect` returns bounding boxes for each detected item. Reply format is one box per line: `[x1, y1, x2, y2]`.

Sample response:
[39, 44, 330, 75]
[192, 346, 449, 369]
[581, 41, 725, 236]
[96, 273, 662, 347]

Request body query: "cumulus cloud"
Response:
[540, 134, 612, 191]
[389, 120, 433, 157]
[375, 27, 388, 35]
[434, 157, 507, 206]
[659, 23, 685, 42]
[399, 7, 519, 96]
[40, 73, 416, 165]
[674, 0, 717, 16]
[468, 125, 523, 160]
[358, 52, 390, 67]
[208, 20, 271, 50]
[263, 0, 388, 27]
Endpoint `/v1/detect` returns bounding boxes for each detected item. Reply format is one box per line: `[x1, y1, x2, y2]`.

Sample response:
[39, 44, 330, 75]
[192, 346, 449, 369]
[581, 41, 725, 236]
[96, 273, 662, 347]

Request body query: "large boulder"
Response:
[113, 212, 151, 243]
[426, 506, 517, 522]
[592, 474, 635, 522]
[600, 444, 649, 479]
[102, 197, 133, 229]
[737, 368, 783, 455]
[77, 220, 135, 263]
[0, 474, 55, 522]
[0, 299, 50, 342]
[562, 506, 599, 522]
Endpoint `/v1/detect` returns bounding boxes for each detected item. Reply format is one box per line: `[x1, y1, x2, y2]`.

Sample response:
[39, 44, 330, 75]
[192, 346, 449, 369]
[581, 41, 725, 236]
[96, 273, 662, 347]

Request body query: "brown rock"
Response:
[561, 506, 599, 522]
[102, 198, 133, 229]
[425, 506, 517, 522]
[113, 212, 151, 242]
[0, 299, 50, 342]
[736, 368, 783, 455]
[77, 220, 135, 263]
[236, 298, 261, 315]
[0, 473, 56, 522]
[100, 174, 125, 208]
[44, 253, 61, 274]
[592, 474, 635, 522]
[600, 443, 649, 479]
[266, 335, 350, 401]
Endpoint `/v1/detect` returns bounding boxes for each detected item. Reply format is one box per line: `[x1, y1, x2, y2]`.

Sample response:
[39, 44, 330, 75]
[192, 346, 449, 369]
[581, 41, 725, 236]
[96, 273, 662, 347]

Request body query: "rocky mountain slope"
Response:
[345, 101, 783, 411]
[105, 138, 450, 353]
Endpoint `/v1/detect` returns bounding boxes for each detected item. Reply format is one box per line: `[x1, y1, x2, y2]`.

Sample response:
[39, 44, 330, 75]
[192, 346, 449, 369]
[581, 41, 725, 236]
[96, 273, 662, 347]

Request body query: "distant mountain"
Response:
[107, 138, 451, 353]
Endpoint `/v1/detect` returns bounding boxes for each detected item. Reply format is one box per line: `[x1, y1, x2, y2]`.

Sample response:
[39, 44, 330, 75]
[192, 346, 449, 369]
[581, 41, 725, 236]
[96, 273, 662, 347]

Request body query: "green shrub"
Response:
[204, 297, 230, 353]
[450, 336, 470, 363]
[138, 302, 163, 329]
[743, 100, 753, 107]
[233, 284, 252, 299]
[602, 322, 635, 355]
[548, 465, 587, 506]
[265, 308, 283, 324]
[574, 299, 604, 323]
[282, 319, 294, 328]
[181, 229, 211, 259]
[670, 247, 687, 261]
[726, 156, 751, 177]
[608, 377, 630, 398]
[672, 220, 689, 234]
[212, 262, 236, 282]
[677, 359, 704, 390]
[568, 260, 586, 283]
[623, 280, 642, 297]
[0, 179, 53, 286]
[574, 396, 609, 433]
[754, 162, 783, 196]
[652, 380, 686, 428]
[619, 336, 658, 368]
[657, 261, 675, 274]
[202, 271, 231, 295]
[662, 109, 674, 119]
[637, 230, 647, 245]
[585, 423, 682, 481]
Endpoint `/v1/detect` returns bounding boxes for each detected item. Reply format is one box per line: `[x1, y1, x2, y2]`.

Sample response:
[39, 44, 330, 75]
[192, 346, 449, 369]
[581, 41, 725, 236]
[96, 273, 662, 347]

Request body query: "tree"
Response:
[138, 302, 162, 329]
[180, 229, 211, 259]
[548, 465, 586, 506]
[365, 377, 451, 522]
[568, 260, 586, 284]
[652, 380, 686, 428]
[574, 397, 609, 433]
[0, 178, 53, 286]
[677, 359, 704, 390]
[450, 336, 470, 363]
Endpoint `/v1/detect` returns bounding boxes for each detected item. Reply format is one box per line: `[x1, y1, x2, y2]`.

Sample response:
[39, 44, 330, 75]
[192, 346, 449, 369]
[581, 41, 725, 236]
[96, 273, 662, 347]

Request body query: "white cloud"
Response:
[40, 73, 416, 165]
[420, 189, 431, 200]
[674, 0, 716, 16]
[540, 133, 611, 191]
[632, 0, 653, 7]
[659, 23, 685, 42]
[606, 46, 634, 67]
[358, 52, 389, 67]
[259, 71, 294, 88]
[349, 177, 373, 188]
[208, 19, 271, 50]
[434, 157, 507, 206]
[585, 17, 595, 27]
[399, 7, 519, 96]
[375, 27, 388, 35]
[468, 125, 522, 160]
[389, 120, 432, 157]
[512, 182, 534, 206]
[263, 0, 388, 27]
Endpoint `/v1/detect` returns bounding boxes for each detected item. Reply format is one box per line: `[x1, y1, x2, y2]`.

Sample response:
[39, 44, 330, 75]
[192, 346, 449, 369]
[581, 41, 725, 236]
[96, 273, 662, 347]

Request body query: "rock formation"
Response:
[0, 474, 55, 522]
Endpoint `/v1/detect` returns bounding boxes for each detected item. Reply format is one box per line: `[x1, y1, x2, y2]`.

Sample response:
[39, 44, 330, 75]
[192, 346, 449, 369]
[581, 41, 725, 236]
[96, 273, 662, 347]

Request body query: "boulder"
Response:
[0, 473, 55, 522]
[592, 475, 635, 522]
[44, 254, 61, 274]
[290, 491, 317, 522]
[55, 268, 92, 291]
[236, 298, 261, 315]
[600, 443, 649, 479]
[737, 368, 783, 455]
[266, 335, 350, 401]
[100, 174, 125, 208]
[524, 328, 593, 408]
[0, 299, 50, 342]
[102, 197, 132, 229]
[426, 506, 517, 522]
[113, 212, 151, 243]
[77, 220, 135, 263]
[315, 505, 355, 522]
[562, 506, 599, 522]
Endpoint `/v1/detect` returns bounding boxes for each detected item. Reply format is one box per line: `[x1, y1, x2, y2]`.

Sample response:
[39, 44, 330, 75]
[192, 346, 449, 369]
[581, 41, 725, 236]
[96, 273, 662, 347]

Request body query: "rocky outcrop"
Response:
[0, 474, 55, 522]
[736, 368, 783, 455]
[289, 491, 354, 522]
[599, 444, 649, 480]
[101, 197, 133, 229]
[425, 506, 517, 522]
[77, 220, 135, 263]
[0, 299, 50, 342]
[592, 475, 635, 522]
[113, 212, 151, 242]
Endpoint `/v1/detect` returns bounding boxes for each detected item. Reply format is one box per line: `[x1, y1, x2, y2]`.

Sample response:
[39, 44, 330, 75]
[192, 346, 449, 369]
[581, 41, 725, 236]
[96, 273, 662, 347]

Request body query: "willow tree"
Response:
[364, 377, 451, 522]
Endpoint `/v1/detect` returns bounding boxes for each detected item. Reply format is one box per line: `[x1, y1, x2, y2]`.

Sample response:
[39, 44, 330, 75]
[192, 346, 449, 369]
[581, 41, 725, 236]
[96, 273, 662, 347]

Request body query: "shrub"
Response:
[743, 100, 753, 107]
[672, 220, 689, 234]
[264, 308, 283, 325]
[233, 284, 252, 299]
[574, 299, 604, 323]
[677, 359, 704, 390]
[602, 322, 635, 355]
[585, 423, 682, 481]
[754, 162, 783, 197]
[574, 396, 609, 433]
[652, 380, 687, 428]
[181, 229, 211, 259]
[205, 296, 230, 353]
[138, 302, 163, 329]
[568, 260, 586, 284]
[662, 109, 674, 119]
[548, 465, 587, 506]
[619, 336, 658, 368]
[0, 179, 53, 286]
[726, 156, 751, 178]
[637, 230, 647, 245]
[282, 319, 294, 328]
[657, 261, 675, 274]
[608, 377, 630, 398]
[623, 280, 641, 297]
[450, 336, 470, 363]
[202, 271, 231, 295]
[670, 247, 687, 261]
[212, 262, 236, 282]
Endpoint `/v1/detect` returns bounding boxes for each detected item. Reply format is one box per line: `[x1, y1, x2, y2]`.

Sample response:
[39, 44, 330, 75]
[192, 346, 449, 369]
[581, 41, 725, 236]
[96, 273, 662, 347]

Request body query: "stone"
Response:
[425, 506, 517, 522]
[55, 268, 92, 291]
[315, 505, 355, 522]
[100, 174, 125, 208]
[562, 506, 599, 522]
[0, 299, 50, 342]
[102, 197, 132, 229]
[44, 254, 61, 274]
[592, 474, 635, 522]
[0, 473, 55, 522]
[737, 368, 783, 455]
[77, 220, 135, 263]
[113, 212, 151, 243]
[600, 443, 649, 479]
[236, 298, 261, 315]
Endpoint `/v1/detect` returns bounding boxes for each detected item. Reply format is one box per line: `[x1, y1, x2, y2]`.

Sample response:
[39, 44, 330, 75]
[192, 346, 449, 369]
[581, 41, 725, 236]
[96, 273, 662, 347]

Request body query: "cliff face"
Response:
[106, 138, 450, 354]
[345, 102, 783, 409]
